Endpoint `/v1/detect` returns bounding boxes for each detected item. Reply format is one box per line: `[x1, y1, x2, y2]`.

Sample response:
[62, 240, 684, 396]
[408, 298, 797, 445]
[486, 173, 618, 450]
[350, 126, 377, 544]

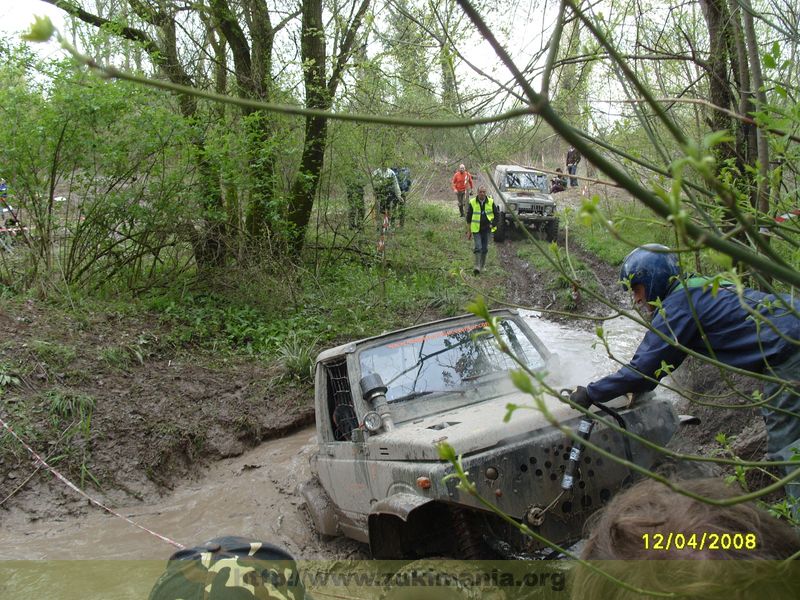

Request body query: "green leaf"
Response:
[22, 16, 55, 42]
[708, 251, 733, 270]
[762, 53, 776, 69]
[503, 403, 520, 423]
[510, 369, 535, 395]
[702, 130, 734, 150]
[437, 441, 457, 462]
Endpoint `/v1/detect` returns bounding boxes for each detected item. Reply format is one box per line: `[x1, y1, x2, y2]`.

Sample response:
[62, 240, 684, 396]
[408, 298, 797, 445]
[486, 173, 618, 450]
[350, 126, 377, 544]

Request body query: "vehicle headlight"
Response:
[508, 203, 517, 211]
[363, 411, 383, 433]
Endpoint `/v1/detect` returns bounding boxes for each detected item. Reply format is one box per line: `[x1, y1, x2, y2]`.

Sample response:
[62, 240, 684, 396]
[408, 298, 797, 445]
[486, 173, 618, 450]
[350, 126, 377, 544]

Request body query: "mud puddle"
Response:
[0, 427, 366, 561]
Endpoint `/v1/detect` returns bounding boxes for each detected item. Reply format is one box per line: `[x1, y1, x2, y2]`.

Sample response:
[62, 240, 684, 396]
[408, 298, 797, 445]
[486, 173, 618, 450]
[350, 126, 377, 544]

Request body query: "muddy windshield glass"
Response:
[358, 318, 545, 412]
[505, 171, 548, 193]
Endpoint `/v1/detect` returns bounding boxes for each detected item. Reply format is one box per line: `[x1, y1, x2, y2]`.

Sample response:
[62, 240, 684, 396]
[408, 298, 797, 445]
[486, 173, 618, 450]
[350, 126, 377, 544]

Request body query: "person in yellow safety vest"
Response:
[465, 186, 498, 275]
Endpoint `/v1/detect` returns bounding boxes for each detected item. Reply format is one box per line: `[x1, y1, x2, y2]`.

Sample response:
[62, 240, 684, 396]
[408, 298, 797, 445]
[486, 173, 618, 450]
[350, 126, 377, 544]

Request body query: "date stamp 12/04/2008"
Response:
[642, 532, 757, 551]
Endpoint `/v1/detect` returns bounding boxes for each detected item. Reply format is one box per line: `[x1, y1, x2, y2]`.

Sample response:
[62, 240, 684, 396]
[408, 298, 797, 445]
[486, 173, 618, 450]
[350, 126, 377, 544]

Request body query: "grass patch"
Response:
[30, 340, 77, 370]
[563, 194, 675, 265]
[276, 332, 317, 382]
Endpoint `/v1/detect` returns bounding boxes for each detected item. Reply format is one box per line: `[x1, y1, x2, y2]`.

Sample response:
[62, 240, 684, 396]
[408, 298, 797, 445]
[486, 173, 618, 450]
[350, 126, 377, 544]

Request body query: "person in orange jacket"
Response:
[451, 164, 474, 217]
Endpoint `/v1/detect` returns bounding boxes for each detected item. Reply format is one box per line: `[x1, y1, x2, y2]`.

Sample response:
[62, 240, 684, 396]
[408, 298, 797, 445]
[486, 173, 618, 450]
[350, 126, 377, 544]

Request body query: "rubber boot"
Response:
[479, 253, 487, 271]
[473, 253, 481, 275]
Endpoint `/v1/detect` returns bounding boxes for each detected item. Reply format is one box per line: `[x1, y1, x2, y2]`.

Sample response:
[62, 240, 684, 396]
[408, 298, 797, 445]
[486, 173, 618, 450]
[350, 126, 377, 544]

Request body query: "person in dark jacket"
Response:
[569, 244, 800, 511]
[550, 168, 567, 193]
[566, 146, 581, 186]
[465, 186, 498, 275]
[391, 166, 411, 227]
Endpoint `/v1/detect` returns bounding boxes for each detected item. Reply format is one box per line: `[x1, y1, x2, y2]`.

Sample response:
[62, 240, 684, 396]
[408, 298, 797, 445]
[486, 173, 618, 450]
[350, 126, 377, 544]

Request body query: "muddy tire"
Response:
[544, 218, 558, 243]
[494, 212, 506, 243]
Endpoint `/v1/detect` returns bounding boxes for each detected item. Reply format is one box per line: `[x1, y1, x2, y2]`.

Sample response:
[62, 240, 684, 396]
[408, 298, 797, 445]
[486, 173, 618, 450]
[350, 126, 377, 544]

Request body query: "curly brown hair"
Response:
[571, 478, 800, 599]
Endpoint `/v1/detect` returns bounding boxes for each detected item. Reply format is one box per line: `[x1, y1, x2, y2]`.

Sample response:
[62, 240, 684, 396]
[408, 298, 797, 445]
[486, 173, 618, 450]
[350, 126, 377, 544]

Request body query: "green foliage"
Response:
[0, 45, 195, 294]
[276, 332, 317, 382]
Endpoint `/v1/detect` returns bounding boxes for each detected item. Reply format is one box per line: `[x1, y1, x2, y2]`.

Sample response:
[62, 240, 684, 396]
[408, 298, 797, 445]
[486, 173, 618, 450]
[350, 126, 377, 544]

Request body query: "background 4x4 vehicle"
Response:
[492, 165, 558, 242]
[299, 310, 678, 559]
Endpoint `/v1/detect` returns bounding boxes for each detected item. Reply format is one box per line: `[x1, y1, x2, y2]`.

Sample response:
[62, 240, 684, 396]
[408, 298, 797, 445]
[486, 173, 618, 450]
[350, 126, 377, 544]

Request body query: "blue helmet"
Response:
[620, 244, 680, 303]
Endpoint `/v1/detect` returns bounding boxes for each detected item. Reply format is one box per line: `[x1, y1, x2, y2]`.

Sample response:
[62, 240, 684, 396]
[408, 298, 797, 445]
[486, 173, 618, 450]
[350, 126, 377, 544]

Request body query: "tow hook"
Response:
[525, 505, 547, 527]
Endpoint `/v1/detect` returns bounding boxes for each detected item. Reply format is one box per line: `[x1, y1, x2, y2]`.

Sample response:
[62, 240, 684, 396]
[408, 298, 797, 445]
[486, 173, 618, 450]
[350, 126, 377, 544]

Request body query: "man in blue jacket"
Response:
[570, 244, 800, 510]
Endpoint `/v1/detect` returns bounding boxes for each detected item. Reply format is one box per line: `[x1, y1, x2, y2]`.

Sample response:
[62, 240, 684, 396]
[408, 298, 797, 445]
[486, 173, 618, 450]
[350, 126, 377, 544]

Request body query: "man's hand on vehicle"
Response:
[570, 386, 591, 409]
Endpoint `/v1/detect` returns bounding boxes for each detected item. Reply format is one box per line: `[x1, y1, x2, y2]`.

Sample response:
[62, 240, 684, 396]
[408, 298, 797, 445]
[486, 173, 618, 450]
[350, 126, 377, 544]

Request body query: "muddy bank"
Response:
[0, 300, 314, 523]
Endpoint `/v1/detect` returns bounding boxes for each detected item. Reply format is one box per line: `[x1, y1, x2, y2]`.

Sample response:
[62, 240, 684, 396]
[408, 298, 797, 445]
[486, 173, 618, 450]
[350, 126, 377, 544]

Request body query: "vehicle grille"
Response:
[518, 205, 551, 216]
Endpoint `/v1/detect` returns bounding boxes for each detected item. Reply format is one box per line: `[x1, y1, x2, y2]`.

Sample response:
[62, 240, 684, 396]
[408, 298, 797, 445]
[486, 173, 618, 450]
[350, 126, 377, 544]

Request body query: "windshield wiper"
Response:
[392, 389, 465, 403]
[462, 370, 505, 382]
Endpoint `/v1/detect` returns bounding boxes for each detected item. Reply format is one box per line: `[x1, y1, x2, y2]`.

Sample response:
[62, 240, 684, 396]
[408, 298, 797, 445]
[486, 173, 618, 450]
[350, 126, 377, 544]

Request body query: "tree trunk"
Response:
[740, 0, 770, 216]
[699, 0, 736, 162]
[287, 0, 328, 251]
[286, 0, 370, 253]
[727, 0, 757, 182]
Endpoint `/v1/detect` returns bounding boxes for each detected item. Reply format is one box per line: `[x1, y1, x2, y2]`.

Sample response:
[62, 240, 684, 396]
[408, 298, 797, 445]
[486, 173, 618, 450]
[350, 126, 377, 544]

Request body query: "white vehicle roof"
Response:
[494, 164, 548, 174]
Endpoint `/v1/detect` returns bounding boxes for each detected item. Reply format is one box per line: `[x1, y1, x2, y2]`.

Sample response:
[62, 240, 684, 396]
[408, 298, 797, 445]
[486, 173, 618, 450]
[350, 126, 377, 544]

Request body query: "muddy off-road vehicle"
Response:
[300, 310, 678, 559]
[492, 165, 558, 242]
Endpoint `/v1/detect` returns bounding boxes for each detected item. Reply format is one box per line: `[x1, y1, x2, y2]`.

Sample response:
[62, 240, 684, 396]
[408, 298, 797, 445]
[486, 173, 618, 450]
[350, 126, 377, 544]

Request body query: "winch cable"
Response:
[560, 391, 633, 494]
[593, 402, 634, 464]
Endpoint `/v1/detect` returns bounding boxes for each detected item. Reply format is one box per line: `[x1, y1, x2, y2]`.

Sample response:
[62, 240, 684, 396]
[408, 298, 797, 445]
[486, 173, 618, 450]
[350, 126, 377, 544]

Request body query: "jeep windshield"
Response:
[358, 318, 546, 421]
[504, 171, 548, 193]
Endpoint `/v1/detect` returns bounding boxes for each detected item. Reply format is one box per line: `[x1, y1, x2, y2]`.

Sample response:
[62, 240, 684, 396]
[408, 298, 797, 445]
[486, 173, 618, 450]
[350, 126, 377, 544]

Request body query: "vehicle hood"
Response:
[502, 191, 554, 205]
[364, 391, 625, 461]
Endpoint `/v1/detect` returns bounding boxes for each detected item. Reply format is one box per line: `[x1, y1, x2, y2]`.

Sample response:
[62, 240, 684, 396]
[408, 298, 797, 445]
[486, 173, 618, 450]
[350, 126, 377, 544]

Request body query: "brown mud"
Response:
[0, 301, 314, 527]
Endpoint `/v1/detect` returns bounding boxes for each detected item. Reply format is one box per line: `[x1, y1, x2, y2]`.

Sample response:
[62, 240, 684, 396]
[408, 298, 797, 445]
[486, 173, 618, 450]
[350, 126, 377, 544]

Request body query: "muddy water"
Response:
[523, 310, 644, 386]
[0, 312, 658, 561]
[523, 309, 681, 404]
[0, 427, 366, 560]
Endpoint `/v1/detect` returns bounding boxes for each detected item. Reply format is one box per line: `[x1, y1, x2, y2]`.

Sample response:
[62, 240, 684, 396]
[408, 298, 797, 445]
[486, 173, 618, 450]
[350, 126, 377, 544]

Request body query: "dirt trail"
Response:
[0, 426, 366, 560]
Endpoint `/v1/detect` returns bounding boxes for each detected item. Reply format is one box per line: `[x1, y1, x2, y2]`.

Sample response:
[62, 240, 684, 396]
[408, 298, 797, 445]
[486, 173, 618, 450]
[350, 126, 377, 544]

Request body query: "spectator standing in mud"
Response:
[566, 145, 581, 187]
[391, 166, 411, 228]
[568, 244, 800, 515]
[149, 536, 310, 600]
[465, 186, 498, 275]
[451, 164, 474, 217]
[372, 166, 402, 229]
[572, 478, 800, 599]
[550, 168, 567, 193]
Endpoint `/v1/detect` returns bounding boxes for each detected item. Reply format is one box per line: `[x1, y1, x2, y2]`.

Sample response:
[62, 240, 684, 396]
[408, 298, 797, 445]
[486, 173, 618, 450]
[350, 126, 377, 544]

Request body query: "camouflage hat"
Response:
[149, 536, 309, 600]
